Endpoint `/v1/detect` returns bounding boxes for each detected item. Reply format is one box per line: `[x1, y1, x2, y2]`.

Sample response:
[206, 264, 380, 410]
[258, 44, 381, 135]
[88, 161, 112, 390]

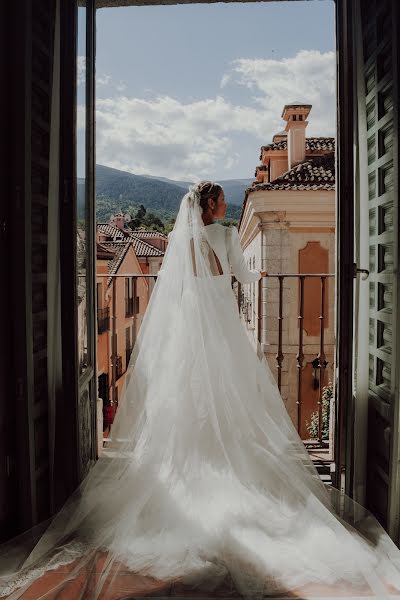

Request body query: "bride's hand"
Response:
[260, 270, 268, 277]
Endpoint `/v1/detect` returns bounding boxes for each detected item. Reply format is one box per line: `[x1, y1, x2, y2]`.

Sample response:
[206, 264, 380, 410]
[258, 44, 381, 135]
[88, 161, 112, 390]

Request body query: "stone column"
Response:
[259, 212, 290, 403]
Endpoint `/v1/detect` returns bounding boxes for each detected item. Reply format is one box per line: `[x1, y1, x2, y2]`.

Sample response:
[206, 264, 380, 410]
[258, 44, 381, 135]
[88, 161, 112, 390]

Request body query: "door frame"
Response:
[58, 0, 98, 506]
[91, 0, 359, 497]
[333, 0, 356, 497]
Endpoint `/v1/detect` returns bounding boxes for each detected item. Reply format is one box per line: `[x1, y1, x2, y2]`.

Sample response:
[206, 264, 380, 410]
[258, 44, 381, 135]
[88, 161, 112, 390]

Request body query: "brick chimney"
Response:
[281, 103, 311, 170]
[111, 212, 127, 230]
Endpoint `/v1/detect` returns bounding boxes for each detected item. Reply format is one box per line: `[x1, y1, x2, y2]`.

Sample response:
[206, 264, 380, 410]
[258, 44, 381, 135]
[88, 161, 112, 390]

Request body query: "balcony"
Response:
[98, 272, 335, 467]
[115, 355, 123, 379]
[235, 273, 335, 449]
[97, 306, 110, 334]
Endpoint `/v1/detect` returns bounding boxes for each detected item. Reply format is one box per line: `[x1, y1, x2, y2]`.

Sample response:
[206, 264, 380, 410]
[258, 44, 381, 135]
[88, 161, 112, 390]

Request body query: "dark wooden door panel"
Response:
[359, 0, 399, 535]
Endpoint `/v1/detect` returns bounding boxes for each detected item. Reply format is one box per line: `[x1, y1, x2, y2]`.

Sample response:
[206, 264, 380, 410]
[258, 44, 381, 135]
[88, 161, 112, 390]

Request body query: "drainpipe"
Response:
[111, 277, 117, 408]
[258, 219, 266, 349]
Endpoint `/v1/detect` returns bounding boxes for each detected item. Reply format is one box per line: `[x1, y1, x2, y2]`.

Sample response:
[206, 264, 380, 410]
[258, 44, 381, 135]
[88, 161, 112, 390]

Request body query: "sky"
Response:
[77, 1, 336, 181]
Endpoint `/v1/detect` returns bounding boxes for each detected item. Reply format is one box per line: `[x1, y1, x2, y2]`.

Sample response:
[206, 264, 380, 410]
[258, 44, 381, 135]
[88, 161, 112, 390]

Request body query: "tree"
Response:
[130, 204, 147, 229]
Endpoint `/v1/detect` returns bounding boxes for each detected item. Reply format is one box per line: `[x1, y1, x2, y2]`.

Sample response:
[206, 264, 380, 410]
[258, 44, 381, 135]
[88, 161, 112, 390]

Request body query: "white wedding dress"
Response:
[1, 188, 400, 599]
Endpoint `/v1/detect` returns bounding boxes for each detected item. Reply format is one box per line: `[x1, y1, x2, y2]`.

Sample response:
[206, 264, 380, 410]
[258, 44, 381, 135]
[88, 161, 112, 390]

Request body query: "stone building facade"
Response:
[239, 104, 335, 440]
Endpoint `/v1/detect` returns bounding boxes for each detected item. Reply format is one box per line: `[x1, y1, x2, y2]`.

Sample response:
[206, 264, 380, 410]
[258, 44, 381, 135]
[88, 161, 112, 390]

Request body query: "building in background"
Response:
[96, 219, 166, 449]
[97, 220, 166, 296]
[238, 103, 335, 440]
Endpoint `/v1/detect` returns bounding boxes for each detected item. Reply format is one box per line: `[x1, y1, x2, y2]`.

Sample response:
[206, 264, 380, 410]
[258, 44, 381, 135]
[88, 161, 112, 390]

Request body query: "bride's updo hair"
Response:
[195, 181, 223, 213]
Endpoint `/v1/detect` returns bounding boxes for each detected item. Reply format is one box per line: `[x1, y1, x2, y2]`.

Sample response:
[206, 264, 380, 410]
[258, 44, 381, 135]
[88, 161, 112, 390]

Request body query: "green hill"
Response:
[95, 164, 249, 225]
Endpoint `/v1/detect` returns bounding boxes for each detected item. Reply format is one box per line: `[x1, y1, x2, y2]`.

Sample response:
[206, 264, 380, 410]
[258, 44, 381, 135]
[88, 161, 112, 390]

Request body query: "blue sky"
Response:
[78, 1, 336, 180]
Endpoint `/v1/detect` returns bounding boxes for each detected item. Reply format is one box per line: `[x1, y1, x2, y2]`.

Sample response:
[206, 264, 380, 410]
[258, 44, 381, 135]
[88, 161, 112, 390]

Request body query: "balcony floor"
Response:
[4, 553, 400, 600]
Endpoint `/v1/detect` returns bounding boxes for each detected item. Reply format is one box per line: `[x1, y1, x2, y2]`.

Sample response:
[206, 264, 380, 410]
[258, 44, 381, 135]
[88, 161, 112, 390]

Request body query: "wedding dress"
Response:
[1, 186, 400, 599]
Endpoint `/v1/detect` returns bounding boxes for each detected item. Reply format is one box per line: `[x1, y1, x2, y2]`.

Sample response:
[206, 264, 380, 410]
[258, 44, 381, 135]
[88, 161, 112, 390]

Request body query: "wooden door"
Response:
[59, 0, 97, 490]
[351, 0, 400, 539]
[2, 0, 57, 536]
[0, 0, 97, 540]
[334, 0, 357, 499]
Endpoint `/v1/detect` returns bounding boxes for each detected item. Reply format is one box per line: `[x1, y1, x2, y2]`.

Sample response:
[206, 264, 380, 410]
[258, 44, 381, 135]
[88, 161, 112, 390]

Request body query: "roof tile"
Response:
[259, 136, 335, 159]
[247, 154, 335, 194]
[97, 224, 165, 256]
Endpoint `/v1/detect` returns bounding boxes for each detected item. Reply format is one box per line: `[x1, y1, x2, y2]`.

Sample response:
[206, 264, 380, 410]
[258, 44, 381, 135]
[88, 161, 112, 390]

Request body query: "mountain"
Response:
[95, 164, 251, 224]
[215, 178, 254, 206]
[142, 173, 253, 206]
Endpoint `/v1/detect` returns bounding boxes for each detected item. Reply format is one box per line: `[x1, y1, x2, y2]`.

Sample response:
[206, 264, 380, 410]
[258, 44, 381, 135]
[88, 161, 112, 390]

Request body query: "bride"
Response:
[1, 182, 400, 599]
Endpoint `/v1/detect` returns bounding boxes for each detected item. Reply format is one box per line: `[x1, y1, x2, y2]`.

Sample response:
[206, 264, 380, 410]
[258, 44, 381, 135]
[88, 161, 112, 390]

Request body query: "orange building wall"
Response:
[138, 259, 149, 275]
[97, 260, 111, 382]
[96, 247, 150, 433]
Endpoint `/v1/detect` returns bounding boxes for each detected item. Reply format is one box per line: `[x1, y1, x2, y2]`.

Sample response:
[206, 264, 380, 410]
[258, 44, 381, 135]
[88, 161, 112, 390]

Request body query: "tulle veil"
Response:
[1, 186, 400, 599]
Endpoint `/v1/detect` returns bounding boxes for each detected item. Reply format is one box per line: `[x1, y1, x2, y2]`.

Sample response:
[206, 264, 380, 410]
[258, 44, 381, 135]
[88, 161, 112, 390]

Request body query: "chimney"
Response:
[281, 103, 311, 170]
[111, 212, 126, 230]
[272, 130, 287, 143]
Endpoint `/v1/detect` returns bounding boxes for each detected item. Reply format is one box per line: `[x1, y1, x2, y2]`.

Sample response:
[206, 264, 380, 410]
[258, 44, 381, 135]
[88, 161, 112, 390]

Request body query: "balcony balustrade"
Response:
[235, 273, 335, 447]
[95, 272, 335, 450]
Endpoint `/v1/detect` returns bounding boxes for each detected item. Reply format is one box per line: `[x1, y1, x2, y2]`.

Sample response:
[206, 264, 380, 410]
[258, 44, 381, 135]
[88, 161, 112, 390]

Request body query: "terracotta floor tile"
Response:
[83, 571, 172, 600]
[3, 566, 400, 600]
[171, 576, 237, 598]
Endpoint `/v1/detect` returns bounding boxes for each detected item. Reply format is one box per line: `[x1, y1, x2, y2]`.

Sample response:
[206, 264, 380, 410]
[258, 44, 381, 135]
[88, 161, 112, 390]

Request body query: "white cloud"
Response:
[77, 56, 86, 85]
[97, 73, 112, 86]
[77, 56, 127, 92]
[220, 74, 231, 89]
[228, 50, 336, 136]
[95, 95, 249, 180]
[93, 50, 335, 180]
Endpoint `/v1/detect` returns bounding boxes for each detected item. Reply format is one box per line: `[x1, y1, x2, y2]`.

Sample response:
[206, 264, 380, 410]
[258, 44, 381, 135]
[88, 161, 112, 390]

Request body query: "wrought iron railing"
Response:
[96, 272, 335, 447]
[236, 274, 335, 445]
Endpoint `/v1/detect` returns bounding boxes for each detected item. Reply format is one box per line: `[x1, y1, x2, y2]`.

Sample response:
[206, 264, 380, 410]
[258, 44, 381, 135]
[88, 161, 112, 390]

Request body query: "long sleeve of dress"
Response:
[226, 226, 262, 284]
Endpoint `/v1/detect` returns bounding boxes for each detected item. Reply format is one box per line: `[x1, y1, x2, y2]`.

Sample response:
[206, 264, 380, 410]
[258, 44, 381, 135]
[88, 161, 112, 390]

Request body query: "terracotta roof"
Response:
[255, 165, 267, 177]
[97, 224, 168, 243]
[273, 130, 287, 139]
[97, 223, 128, 240]
[100, 237, 164, 259]
[247, 155, 335, 195]
[100, 242, 132, 286]
[99, 233, 164, 287]
[96, 242, 115, 259]
[97, 224, 164, 254]
[131, 229, 168, 240]
[259, 136, 335, 159]
[126, 236, 165, 257]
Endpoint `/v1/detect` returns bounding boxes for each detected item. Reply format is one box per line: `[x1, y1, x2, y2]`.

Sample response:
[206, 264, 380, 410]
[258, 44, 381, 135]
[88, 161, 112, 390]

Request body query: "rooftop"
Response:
[97, 225, 165, 286]
[103, 242, 132, 286]
[131, 228, 168, 239]
[259, 136, 335, 159]
[248, 154, 335, 194]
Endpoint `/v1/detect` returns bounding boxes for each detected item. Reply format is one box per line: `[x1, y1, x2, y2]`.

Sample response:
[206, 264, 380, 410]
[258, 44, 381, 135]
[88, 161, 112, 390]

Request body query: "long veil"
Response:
[1, 187, 400, 599]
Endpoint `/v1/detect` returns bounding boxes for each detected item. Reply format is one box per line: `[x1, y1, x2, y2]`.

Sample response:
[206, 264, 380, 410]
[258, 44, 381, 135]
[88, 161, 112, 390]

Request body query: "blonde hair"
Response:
[195, 181, 223, 213]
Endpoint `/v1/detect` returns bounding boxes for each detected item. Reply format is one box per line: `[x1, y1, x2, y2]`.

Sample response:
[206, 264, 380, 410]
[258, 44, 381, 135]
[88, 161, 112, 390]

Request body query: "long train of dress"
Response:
[1, 219, 400, 599]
